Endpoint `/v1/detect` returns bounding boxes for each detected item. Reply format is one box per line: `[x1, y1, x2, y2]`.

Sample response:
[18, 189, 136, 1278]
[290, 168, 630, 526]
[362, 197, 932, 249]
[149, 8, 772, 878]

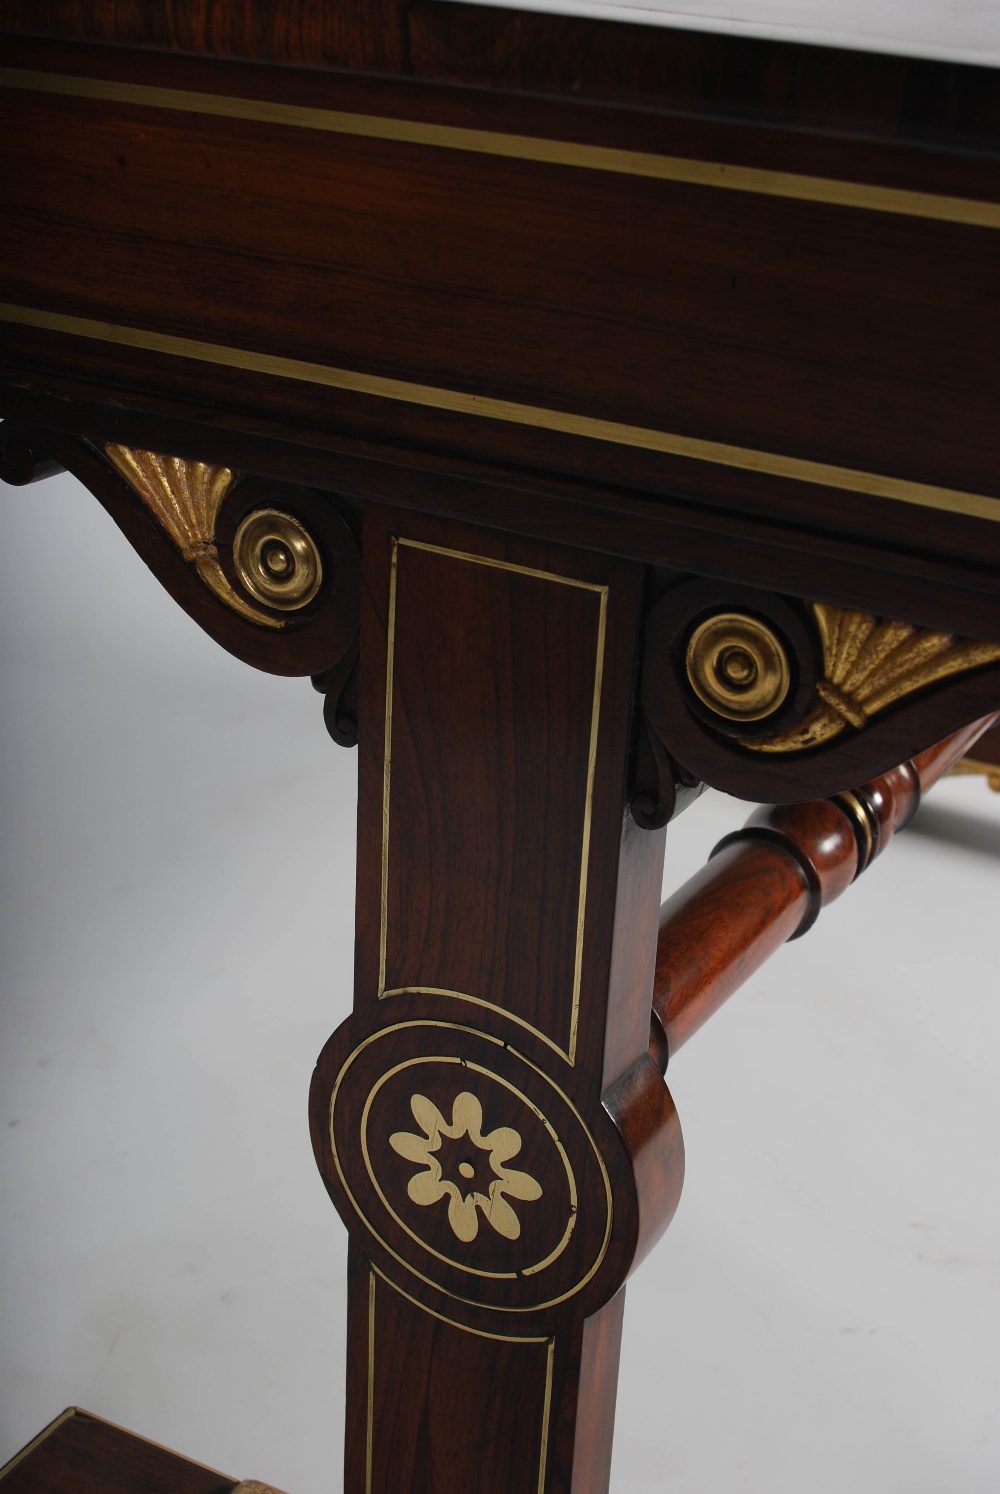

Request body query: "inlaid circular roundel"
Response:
[323, 1020, 613, 1315]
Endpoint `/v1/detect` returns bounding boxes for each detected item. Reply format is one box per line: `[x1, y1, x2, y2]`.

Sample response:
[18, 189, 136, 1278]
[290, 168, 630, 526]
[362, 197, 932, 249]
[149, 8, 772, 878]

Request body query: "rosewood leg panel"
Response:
[309, 507, 682, 1494]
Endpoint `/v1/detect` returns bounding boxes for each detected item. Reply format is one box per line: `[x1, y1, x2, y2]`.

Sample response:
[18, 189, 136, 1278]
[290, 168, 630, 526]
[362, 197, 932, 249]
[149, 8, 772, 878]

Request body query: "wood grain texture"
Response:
[407, 2, 1000, 147]
[2, 66, 997, 505]
[378, 536, 605, 1057]
[5, 378, 1000, 655]
[914, 716, 1000, 785]
[649, 838, 813, 1062]
[2, 31, 999, 699]
[357, 1260, 557, 1494]
[0, 1, 406, 69]
[566, 1289, 626, 1494]
[2, 0, 998, 160]
[2, 26, 999, 599]
[0, 1408, 235, 1493]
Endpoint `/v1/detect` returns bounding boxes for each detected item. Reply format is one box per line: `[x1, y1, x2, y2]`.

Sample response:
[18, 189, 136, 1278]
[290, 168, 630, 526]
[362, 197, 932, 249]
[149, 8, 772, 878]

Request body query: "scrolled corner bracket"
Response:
[742, 601, 1000, 754]
[642, 581, 1000, 804]
[103, 442, 285, 630]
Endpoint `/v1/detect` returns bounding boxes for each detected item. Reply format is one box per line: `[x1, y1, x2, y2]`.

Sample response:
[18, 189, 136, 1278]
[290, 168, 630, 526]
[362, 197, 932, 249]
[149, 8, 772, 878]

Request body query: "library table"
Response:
[1, 2, 999, 1490]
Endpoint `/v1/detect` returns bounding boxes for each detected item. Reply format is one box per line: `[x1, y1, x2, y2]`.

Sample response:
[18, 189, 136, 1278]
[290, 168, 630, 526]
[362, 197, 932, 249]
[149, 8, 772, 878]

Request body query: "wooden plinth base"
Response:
[0, 1408, 238, 1494]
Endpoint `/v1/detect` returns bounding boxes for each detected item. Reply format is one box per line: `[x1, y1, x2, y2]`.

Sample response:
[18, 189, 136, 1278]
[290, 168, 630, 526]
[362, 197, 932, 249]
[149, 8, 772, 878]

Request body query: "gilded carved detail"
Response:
[685, 611, 790, 722]
[744, 602, 1000, 753]
[104, 443, 284, 629]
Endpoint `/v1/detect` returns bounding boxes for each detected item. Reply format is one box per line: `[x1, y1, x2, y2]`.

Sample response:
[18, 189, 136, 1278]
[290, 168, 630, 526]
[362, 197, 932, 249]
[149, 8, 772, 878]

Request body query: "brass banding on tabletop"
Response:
[3, 305, 999, 524]
[2, 68, 1000, 230]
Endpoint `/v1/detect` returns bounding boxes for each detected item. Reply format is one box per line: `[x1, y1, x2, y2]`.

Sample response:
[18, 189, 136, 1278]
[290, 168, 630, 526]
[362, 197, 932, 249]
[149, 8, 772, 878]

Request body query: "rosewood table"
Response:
[2, 3, 999, 1490]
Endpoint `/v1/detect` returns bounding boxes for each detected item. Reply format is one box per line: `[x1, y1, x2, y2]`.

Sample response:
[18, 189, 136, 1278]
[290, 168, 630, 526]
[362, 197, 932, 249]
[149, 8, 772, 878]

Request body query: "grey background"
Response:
[2, 470, 999, 1491]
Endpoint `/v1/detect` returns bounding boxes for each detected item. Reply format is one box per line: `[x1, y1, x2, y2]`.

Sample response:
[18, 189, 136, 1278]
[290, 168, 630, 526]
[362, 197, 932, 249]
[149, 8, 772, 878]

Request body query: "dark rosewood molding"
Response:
[639, 576, 1000, 803]
[311, 642, 361, 749]
[3, 31, 1000, 571]
[0, 421, 361, 690]
[0, 0, 409, 71]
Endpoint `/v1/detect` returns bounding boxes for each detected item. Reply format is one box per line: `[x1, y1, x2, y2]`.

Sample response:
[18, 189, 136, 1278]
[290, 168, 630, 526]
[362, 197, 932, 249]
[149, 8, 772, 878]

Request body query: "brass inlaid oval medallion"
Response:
[322, 1021, 614, 1315]
[686, 611, 791, 722]
[234, 508, 323, 610]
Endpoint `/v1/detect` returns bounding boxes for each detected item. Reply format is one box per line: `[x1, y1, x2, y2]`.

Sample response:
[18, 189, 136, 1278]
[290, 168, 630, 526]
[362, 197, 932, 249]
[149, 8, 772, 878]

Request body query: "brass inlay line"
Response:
[361, 1055, 578, 1279]
[330, 1021, 614, 1314]
[0, 1408, 233, 1484]
[538, 1338, 556, 1494]
[371, 1264, 549, 1343]
[379, 537, 399, 1001]
[3, 303, 998, 523]
[378, 538, 607, 1064]
[573, 584, 606, 1062]
[366, 1270, 375, 1494]
[380, 986, 571, 1064]
[369, 1268, 554, 1493]
[3, 67, 1000, 230]
[0, 1408, 79, 1480]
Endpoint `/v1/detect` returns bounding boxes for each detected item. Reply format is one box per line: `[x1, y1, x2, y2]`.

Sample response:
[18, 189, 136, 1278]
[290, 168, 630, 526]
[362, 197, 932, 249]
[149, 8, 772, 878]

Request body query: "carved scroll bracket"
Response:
[0, 423, 362, 737]
[638, 576, 1000, 804]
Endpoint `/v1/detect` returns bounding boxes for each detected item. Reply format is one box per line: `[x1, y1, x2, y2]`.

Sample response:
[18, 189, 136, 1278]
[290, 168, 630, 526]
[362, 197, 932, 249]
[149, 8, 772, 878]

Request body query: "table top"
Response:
[1, 3, 999, 646]
[442, 0, 1000, 67]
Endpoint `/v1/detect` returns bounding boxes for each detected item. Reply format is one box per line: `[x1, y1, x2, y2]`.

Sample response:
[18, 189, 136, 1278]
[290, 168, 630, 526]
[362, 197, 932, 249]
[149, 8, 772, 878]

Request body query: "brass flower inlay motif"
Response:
[390, 1091, 542, 1243]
